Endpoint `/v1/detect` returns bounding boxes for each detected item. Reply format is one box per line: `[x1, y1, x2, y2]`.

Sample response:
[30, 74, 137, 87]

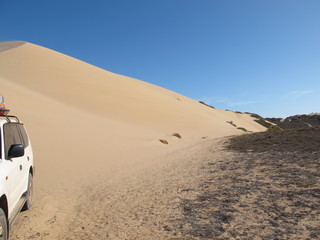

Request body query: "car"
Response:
[0, 98, 34, 240]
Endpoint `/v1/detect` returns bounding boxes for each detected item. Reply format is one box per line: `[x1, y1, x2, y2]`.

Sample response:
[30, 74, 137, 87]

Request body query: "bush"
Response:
[199, 101, 215, 109]
[227, 121, 237, 127]
[237, 127, 249, 132]
[250, 113, 281, 130]
[159, 139, 168, 144]
[172, 133, 182, 139]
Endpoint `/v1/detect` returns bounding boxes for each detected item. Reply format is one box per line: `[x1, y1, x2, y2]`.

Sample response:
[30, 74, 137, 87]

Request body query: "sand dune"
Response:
[0, 41, 266, 239]
[0, 41, 264, 132]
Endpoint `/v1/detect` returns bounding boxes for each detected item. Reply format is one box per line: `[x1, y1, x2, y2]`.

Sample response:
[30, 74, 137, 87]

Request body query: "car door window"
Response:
[4, 124, 23, 159]
[18, 124, 29, 147]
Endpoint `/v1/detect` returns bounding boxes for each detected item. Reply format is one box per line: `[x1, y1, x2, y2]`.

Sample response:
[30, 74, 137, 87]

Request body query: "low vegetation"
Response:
[227, 121, 250, 132]
[174, 127, 320, 239]
[228, 126, 320, 152]
[172, 133, 182, 139]
[159, 139, 168, 144]
[236, 127, 249, 132]
[199, 101, 215, 109]
[250, 113, 281, 130]
[267, 114, 320, 129]
[226, 120, 237, 127]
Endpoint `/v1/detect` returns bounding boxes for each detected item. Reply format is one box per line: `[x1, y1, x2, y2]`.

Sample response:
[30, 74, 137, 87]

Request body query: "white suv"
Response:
[0, 113, 34, 240]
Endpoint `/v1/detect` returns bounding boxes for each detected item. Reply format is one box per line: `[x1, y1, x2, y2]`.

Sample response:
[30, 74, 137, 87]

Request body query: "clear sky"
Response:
[1, 0, 319, 117]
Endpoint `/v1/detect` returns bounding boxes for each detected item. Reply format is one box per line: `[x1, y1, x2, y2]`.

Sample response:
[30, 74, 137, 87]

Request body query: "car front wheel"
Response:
[0, 208, 8, 240]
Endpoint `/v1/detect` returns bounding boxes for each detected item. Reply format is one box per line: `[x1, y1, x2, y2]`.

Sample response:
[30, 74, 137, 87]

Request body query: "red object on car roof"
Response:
[0, 94, 10, 115]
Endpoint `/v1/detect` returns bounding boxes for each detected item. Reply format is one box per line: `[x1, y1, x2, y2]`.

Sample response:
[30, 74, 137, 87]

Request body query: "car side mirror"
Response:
[8, 144, 25, 159]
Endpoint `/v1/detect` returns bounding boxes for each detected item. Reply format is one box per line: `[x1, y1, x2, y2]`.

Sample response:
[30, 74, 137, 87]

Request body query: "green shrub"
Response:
[237, 127, 249, 132]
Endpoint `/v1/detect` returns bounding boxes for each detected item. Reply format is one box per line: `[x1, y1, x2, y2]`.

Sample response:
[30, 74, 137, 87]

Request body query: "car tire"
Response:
[0, 208, 8, 240]
[22, 173, 33, 211]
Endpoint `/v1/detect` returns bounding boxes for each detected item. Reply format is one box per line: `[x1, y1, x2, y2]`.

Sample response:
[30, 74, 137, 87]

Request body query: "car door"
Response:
[17, 124, 30, 191]
[3, 124, 26, 212]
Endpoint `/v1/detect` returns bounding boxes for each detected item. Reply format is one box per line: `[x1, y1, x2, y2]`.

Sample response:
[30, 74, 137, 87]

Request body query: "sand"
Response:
[0, 41, 266, 239]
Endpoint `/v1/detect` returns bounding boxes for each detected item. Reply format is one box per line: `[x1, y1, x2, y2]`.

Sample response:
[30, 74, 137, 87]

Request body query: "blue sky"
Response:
[1, 0, 319, 117]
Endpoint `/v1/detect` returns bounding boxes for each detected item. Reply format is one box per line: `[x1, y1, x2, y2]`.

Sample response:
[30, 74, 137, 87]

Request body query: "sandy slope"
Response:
[0, 41, 266, 239]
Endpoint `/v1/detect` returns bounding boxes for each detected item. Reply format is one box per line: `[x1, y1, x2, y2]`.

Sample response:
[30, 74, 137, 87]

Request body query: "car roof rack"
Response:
[0, 114, 20, 123]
